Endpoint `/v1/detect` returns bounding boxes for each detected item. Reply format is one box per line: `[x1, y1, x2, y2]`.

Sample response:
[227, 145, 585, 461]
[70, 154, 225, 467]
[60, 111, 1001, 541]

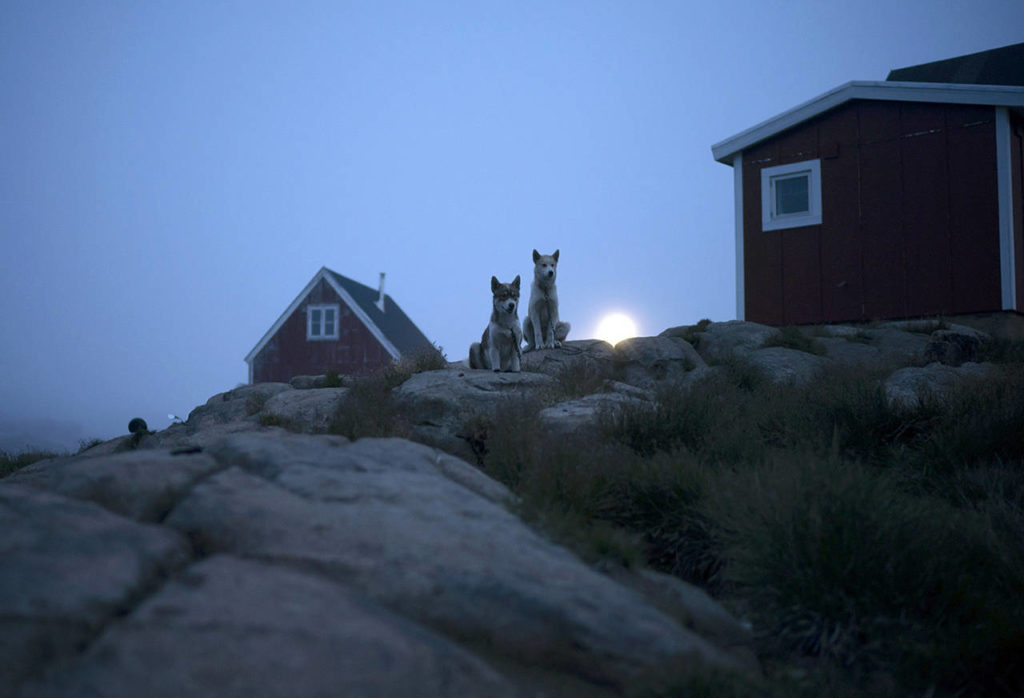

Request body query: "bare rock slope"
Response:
[3, 319, 999, 697]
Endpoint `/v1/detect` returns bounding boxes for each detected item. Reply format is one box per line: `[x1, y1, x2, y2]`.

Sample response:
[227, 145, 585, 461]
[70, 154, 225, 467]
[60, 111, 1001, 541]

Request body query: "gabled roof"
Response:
[712, 80, 1024, 164]
[887, 42, 1024, 87]
[244, 267, 433, 365]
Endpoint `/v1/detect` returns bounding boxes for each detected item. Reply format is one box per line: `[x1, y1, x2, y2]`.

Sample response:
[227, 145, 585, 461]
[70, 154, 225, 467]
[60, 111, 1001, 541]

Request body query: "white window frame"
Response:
[761, 159, 822, 231]
[307, 304, 340, 340]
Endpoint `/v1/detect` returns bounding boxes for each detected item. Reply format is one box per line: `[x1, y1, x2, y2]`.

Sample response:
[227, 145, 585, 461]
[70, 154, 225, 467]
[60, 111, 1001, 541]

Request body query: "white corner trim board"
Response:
[995, 107, 1017, 311]
[733, 153, 745, 320]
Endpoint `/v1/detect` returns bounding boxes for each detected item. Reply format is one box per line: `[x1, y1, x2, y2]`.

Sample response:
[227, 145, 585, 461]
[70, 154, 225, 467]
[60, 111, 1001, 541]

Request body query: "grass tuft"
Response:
[1, 449, 62, 478]
[761, 326, 827, 355]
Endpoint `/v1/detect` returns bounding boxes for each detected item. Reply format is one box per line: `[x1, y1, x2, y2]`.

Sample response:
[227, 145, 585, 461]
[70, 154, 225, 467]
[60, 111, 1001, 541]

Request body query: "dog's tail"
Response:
[468, 342, 483, 370]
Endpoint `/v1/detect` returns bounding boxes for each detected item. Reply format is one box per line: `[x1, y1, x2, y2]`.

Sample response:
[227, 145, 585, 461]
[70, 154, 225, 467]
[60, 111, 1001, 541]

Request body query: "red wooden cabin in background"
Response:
[245, 267, 433, 384]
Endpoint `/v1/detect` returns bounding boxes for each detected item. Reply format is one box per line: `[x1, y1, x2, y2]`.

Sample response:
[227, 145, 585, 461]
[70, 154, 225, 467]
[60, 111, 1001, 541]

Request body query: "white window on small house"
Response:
[761, 159, 822, 231]
[307, 304, 339, 340]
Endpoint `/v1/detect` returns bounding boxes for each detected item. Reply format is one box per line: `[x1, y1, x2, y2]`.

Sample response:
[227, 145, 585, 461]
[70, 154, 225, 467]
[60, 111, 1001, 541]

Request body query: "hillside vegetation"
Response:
[333, 327, 1024, 697]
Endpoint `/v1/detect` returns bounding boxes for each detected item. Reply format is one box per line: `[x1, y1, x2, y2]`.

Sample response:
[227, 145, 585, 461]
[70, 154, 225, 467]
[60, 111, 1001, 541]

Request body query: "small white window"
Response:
[307, 304, 339, 340]
[761, 159, 822, 231]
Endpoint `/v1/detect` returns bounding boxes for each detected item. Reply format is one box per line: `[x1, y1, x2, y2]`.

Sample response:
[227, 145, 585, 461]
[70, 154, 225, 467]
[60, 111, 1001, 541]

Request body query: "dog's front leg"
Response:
[530, 314, 544, 351]
[487, 344, 502, 372]
[509, 327, 523, 372]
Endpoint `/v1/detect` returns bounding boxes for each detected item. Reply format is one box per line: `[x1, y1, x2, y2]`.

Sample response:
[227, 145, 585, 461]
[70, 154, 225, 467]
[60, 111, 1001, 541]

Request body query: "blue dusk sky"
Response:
[2, 1, 1022, 451]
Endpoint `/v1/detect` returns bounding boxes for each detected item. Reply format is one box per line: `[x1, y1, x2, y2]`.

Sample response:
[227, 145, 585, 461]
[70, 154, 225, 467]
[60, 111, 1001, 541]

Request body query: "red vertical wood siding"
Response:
[901, 104, 951, 315]
[251, 279, 392, 383]
[744, 142, 784, 324]
[859, 137, 906, 319]
[819, 108, 864, 321]
[742, 99, 1004, 325]
[946, 107, 1001, 313]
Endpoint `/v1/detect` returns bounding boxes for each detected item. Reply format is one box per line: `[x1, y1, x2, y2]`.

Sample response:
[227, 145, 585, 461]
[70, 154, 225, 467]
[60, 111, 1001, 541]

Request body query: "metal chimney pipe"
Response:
[376, 272, 386, 311]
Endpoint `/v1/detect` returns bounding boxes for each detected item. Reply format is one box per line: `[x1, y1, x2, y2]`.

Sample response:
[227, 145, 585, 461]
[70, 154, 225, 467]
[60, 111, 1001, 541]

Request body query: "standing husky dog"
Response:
[469, 276, 523, 372]
[523, 249, 570, 352]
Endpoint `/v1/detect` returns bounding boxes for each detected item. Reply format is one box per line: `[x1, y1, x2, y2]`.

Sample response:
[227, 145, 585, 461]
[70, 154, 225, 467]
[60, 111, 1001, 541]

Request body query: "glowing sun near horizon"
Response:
[594, 312, 639, 346]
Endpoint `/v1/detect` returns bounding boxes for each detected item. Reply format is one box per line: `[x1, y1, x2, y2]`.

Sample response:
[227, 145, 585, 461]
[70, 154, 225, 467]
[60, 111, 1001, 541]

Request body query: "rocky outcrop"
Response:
[5, 317, 1006, 697]
[393, 368, 559, 461]
[4, 429, 755, 697]
[539, 391, 649, 436]
[20, 555, 517, 698]
[260, 386, 349, 432]
[520, 338, 618, 379]
[682, 320, 781, 363]
[0, 485, 190, 691]
[615, 336, 705, 390]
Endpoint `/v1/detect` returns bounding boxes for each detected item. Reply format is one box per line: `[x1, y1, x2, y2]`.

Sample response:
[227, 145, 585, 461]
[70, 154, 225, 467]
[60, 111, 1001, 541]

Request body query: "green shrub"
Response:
[327, 368, 411, 440]
[600, 372, 762, 463]
[553, 358, 608, 399]
[675, 318, 712, 347]
[756, 364, 927, 464]
[77, 437, 104, 453]
[397, 343, 448, 374]
[245, 391, 270, 416]
[979, 336, 1024, 364]
[904, 365, 1024, 476]
[761, 326, 827, 356]
[706, 454, 1024, 693]
[1, 449, 62, 478]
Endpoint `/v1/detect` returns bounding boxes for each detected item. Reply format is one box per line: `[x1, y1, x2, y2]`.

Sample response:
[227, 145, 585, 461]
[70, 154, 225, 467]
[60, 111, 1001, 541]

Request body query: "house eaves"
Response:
[711, 80, 1024, 164]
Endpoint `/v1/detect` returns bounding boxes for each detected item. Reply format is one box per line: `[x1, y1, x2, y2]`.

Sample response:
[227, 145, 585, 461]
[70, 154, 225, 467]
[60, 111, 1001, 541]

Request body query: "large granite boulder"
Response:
[0, 485, 190, 690]
[20, 555, 515, 698]
[539, 391, 651, 436]
[520, 338, 618, 380]
[5, 449, 221, 522]
[614, 336, 706, 389]
[684, 321, 782, 364]
[884, 361, 993, 408]
[260, 386, 350, 433]
[924, 326, 990, 366]
[184, 382, 291, 432]
[746, 346, 830, 386]
[393, 368, 558, 460]
[163, 434, 751, 686]
[0, 430, 758, 696]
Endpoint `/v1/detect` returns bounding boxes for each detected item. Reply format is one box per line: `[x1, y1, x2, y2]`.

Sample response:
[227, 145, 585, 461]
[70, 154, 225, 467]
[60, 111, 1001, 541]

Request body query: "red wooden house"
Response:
[712, 43, 1024, 325]
[245, 267, 433, 383]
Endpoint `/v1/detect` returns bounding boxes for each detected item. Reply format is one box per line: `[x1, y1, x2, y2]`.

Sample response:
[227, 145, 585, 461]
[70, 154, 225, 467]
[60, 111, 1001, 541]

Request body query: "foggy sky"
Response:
[2, 1, 1022, 451]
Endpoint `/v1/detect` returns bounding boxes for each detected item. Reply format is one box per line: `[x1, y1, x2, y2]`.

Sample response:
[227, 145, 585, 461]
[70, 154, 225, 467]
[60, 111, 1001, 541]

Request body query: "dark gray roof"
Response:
[324, 268, 434, 355]
[887, 42, 1024, 87]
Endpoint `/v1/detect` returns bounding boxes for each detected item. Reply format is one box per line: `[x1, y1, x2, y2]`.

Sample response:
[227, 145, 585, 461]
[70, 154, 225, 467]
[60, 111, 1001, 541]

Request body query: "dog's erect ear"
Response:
[553, 249, 559, 262]
[512, 275, 521, 290]
[491, 276, 499, 292]
[532, 249, 540, 263]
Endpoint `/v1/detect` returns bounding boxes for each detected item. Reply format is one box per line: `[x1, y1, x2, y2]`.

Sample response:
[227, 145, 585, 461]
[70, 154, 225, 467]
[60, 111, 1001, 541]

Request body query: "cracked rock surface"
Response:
[3, 429, 756, 697]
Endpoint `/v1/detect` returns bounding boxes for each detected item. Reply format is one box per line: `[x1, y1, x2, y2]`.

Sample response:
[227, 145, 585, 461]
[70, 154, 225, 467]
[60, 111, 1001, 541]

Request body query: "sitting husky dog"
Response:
[469, 275, 523, 372]
[523, 249, 570, 352]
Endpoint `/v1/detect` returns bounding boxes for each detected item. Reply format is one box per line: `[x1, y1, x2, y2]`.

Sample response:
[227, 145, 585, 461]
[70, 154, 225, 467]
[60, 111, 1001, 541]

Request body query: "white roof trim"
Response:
[712, 80, 1024, 164]
[244, 267, 400, 366]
